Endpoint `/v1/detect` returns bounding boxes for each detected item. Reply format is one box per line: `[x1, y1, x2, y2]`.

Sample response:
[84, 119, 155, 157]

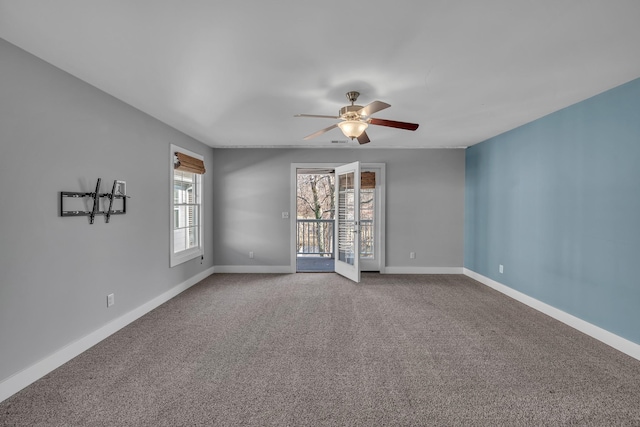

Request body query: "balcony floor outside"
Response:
[296, 256, 334, 272]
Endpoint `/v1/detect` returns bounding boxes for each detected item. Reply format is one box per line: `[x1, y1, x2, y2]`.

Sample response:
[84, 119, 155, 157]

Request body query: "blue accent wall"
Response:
[465, 77, 640, 344]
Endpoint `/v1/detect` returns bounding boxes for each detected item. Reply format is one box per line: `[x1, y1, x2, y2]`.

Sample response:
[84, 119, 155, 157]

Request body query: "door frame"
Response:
[334, 161, 361, 282]
[290, 162, 386, 274]
[359, 166, 384, 272]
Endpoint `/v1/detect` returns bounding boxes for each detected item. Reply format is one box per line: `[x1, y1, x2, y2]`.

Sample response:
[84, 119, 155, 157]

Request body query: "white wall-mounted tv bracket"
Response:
[60, 179, 129, 224]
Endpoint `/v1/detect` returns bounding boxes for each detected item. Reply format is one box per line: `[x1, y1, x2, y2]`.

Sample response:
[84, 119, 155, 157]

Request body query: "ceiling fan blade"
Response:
[369, 118, 419, 131]
[357, 131, 370, 145]
[357, 101, 390, 117]
[295, 114, 340, 119]
[303, 124, 338, 140]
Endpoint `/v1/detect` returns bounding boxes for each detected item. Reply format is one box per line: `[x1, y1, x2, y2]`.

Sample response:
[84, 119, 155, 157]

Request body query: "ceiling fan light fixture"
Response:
[338, 120, 368, 139]
[296, 91, 418, 143]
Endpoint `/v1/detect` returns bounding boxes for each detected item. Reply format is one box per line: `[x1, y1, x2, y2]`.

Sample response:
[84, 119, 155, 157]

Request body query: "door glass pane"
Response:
[360, 188, 374, 258]
[338, 172, 356, 265]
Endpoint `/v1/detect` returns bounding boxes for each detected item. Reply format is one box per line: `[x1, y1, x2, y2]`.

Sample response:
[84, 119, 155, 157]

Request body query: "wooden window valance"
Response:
[174, 152, 206, 174]
[361, 171, 376, 189]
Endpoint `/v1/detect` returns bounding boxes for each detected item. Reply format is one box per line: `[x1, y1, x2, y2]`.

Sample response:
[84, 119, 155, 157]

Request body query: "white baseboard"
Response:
[0, 266, 215, 404]
[214, 265, 293, 274]
[212, 265, 463, 275]
[463, 268, 640, 361]
[383, 267, 464, 275]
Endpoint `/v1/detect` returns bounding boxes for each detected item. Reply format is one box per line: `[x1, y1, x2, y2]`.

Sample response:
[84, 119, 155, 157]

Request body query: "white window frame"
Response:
[170, 144, 204, 267]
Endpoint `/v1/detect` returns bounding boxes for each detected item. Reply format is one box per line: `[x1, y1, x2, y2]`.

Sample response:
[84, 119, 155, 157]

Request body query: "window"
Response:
[170, 145, 205, 267]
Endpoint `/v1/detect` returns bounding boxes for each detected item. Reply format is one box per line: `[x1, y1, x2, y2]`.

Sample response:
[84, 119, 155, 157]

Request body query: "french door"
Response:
[334, 161, 360, 282]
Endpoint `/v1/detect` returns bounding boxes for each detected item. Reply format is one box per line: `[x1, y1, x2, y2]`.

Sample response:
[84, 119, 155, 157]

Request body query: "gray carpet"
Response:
[2, 273, 640, 426]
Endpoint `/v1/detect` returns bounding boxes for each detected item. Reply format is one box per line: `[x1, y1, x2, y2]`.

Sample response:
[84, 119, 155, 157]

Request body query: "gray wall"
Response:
[211, 148, 465, 269]
[0, 39, 214, 382]
[0, 37, 465, 387]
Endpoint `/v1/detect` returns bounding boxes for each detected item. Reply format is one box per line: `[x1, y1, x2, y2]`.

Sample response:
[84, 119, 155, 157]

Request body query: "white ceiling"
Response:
[1, 1, 639, 149]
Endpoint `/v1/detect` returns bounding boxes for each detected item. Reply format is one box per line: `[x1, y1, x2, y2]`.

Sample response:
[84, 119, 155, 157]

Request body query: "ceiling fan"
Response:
[295, 91, 419, 145]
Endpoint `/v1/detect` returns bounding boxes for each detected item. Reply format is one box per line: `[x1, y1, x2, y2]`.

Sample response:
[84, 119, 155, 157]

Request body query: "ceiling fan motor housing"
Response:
[339, 105, 364, 120]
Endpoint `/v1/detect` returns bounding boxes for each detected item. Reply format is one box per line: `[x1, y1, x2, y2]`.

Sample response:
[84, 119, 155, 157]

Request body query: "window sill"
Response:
[170, 247, 203, 267]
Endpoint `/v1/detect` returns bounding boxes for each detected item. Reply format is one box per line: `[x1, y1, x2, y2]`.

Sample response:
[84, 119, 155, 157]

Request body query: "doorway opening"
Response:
[294, 164, 385, 275]
[296, 169, 335, 272]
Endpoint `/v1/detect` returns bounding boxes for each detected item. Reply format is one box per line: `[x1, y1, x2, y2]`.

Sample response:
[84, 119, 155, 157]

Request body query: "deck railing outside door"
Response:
[297, 219, 373, 258]
[297, 219, 334, 257]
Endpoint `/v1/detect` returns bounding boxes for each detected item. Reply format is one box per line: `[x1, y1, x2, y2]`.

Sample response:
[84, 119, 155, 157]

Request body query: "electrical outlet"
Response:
[282, 212, 289, 219]
[410, 252, 416, 259]
[107, 293, 115, 307]
[499, 264, 504, 274]
[249, 251, 254, 259]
